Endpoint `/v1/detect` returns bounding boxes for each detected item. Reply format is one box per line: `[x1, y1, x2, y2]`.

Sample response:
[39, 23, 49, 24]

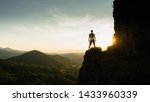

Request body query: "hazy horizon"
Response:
[0, 0, 114, 53]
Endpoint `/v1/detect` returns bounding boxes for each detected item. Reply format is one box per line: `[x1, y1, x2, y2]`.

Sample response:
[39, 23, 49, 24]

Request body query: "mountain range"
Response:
[60, 53, 84, 65]
[0, 47, 24, 59]
[0, 47, 82, 84]
[7, 50, 64, 68]
[0, 47, 83, 65]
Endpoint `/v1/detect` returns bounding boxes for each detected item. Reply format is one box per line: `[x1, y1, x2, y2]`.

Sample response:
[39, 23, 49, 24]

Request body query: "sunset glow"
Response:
[0, 0, 114, 53]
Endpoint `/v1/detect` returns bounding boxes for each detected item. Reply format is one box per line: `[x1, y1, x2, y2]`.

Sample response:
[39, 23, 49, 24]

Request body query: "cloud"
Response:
[8, 12, 113, 36]
[1, 13, 114, 52]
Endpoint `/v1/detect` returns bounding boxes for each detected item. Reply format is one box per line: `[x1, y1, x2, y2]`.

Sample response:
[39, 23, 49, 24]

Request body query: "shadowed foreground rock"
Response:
[78, 48, 103, 84]
[78, 47, 150, 85]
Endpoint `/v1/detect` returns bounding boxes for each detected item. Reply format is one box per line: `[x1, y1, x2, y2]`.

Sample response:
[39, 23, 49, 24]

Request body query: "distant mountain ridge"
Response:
[0, 47, 83, 66]
[60, 53, 83, 65]
[7, 50, 64, 68]
[0, 47, 24, 59]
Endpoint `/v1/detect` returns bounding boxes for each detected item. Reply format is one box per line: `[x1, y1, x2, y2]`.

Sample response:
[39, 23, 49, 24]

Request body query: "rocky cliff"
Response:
[78, 0, 150, 85]
[78, 48, 103, 84]
[113, 0, 150, 55]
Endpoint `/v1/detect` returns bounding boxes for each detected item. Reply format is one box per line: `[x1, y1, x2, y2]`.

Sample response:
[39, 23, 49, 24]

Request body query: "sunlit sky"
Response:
[0, 0, 114, 53]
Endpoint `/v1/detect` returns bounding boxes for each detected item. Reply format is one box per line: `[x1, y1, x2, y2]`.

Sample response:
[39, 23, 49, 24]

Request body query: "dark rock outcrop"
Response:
[113, 0, 150, 56]
[78, 48, 103, 84]
[78, 0, 150, 85]
[79, 47, 150, 85]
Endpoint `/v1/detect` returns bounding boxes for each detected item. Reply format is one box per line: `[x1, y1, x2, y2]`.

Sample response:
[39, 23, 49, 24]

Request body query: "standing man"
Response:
[88, 30, 96, 49]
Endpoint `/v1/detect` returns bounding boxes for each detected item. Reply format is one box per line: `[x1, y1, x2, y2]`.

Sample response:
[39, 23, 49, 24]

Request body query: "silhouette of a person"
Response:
[88, 30, 96, 49]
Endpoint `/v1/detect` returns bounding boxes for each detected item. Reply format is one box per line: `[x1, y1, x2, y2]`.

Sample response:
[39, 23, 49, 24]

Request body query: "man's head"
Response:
[91, 30, 93, 33]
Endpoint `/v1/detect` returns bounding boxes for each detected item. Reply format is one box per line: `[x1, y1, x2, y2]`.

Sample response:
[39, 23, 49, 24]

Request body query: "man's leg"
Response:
[89, 41, 92, 49]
